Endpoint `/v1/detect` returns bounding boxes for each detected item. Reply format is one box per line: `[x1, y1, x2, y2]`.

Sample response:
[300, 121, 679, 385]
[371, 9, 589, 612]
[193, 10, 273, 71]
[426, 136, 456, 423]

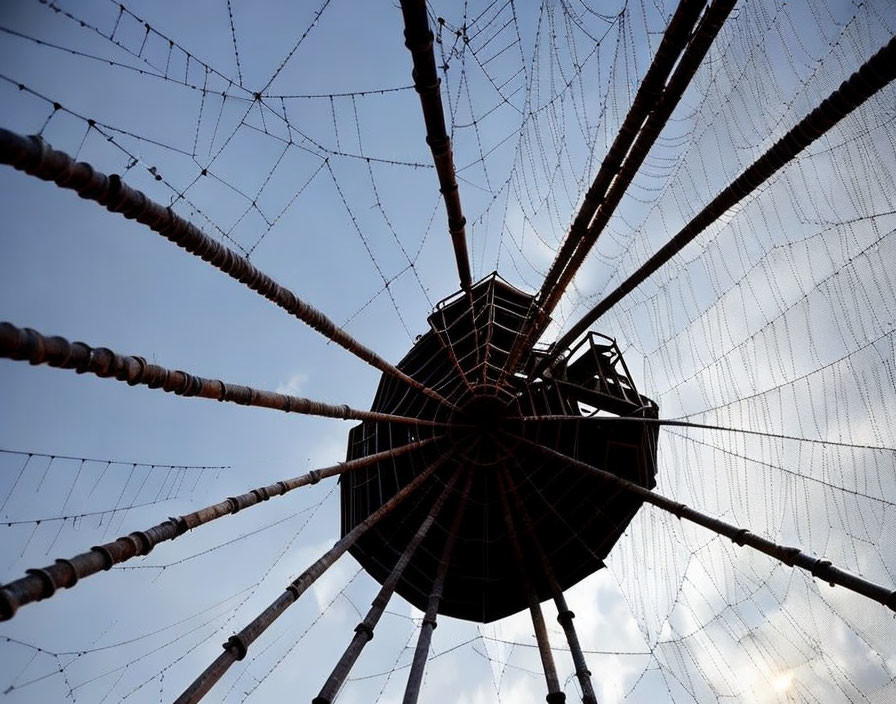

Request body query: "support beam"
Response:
[496, 471, 566, 703]
[536, 34, 896, 377]
[402, 469, 473, 704]
[504, 0, 709, 376]
[0, 322, 442, 427]
[502, 465, 597, 704]
[532, 0, 735, 328]
[174, 453, 454, 704]
[313, 466, 462, 704]
[514, 435, 896, 612]
[0, 438, 436, 621]
[0, 128, 454, 410]
[399, 0, 472, 291]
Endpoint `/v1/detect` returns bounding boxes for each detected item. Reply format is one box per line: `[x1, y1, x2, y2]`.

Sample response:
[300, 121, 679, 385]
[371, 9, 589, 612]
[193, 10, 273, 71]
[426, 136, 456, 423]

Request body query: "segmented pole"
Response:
[512, 0, 708, 367]
[502, 465, 598, 704]
[313, 466, 462, 704]
[173, 453, 454, 704]
[0, 438, 436, 621]
[536, 34, 896, 377]
[402, 469, 473, 704]
[399, 0, 472, 291]
[0, 128, 455, 410]
[496, 471, 566, 703]
[0, 323, 443, 427]
[515, 435, 896, 612]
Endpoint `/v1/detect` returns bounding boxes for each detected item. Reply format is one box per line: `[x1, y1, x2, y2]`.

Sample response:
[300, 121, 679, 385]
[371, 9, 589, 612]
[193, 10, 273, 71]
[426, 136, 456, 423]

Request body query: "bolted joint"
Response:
[169, 516, 188, 536]
[557, 609, 575, 624]
[0, 587, 17, 620]
[128, 531, 154, 556]
[731, 528, 750, 546]
[223, 634, 248, 661]
[422, 617, 438, 629]
[546, 693, 567, 703]
[354, 622, 375, 641]
[811, 559, 835, 586]
[226, 497, 241, 513]
[251, 486, 270, 502]
[91, 544, 116, 570]
[54, 559, 79, 587]
[25, 568, 57, 599]
[307, 469, 322, 485]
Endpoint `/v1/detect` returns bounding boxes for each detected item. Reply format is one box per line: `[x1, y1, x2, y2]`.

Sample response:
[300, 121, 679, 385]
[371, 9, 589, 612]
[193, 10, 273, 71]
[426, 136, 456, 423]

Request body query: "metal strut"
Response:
[0, 438, 437, 621]
[536, 33, 896, 377]
[313, 466, 463, 704]
[174, 452, 454, 704]
[514, 435, 896, 613]
[501, 465, 598, 704]
[0, 322, 443, 428]
[504, 0, 710, 376]
[0, 128, 455, 411]
[496, 471, 567, 703]
[398, 0, 473, 292]
[402, 468, 473, 704]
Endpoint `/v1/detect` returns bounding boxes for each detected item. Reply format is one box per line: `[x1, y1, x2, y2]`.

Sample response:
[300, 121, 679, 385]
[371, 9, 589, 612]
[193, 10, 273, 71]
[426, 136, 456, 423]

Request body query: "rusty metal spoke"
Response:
[313, 465, 463, 704]
[513, 434, 896, 613]
[0, 438, 437, 621]
[0, 322, 445, 427]
[399, 0, 472, 292]
[0, 128, 455, 410]
[535, 34, 896, 378]
[174, 452, 455, 704]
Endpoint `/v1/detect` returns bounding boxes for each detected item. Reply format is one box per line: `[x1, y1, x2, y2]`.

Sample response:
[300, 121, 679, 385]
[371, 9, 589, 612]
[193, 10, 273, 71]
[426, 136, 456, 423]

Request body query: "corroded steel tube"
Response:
[538, 33, 896, 376]
[533, 0, 735, 329]
[0, 322, 442, 427]
[496, 471, 566, 703]
[507, 0, 709, 375]
[0, 128, 454, 410]
[0, 438, 436, 621]
[313, 466, 462, 704]
[174, 453, 453, 704]
[516, 436, 896, 613]
[399, 0, 472, 291]
[503, 465, 597, 704]
[402, 469, 473, 704]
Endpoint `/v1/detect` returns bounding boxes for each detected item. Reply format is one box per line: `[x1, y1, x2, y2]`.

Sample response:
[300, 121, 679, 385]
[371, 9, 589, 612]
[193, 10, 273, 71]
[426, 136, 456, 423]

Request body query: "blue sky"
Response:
[1, 0, 895, 702]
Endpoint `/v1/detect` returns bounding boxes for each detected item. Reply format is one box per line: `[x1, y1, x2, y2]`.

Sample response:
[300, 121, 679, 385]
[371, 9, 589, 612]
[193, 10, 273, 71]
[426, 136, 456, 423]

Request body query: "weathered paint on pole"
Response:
[0, 323, 444, 428]
[313, 466, 462, 704]
[174, 453, 454, 704]
[0, 128, 455, 410]
[0, 438, 436, 620]
[516, 435, 896, 612]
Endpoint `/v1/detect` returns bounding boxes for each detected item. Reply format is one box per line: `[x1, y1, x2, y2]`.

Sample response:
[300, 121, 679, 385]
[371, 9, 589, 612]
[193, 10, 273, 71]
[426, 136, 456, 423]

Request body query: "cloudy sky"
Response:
[1, 0, 895, 702]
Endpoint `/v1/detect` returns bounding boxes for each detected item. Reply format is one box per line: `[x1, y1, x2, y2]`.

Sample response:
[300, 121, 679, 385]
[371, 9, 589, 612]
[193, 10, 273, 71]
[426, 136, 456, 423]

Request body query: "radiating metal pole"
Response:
[313, 466, 463, 704]
[0, 128, 455, 410]
[514, 435, 896, 612]
[502, 465, 597, 704]
[531, 0, 735, 329]
[402, 468, 473, 704]
[504, 0, 709, 377]
[0, 322, 443, 427]
[0, 438, 437, 621]
[496, 471, 566, 703]
[535, 34, 896, 378]
[174, 453, 454, 704]
[398, 0, 472, 291]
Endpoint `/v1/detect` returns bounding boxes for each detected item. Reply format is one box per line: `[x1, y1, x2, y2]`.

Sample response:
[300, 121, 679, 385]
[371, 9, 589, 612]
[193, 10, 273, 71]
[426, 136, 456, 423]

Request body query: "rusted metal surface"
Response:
[505, 0, 709, 374]
[537, 33, 896, 377]
[174, 452, 453, 704]
[314, 466, 462, 704]
[496, 471, 566, 702]
[401, 469, 472, 704]
[0, 127, 454, 410]
[0, 322, 444, 428]
[398, 0, 472, 291]
[0, 438, 435, 621]
[529, 0, 734, 336]
[503, 466, 597, 704]
[516, 435, 896, 613]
